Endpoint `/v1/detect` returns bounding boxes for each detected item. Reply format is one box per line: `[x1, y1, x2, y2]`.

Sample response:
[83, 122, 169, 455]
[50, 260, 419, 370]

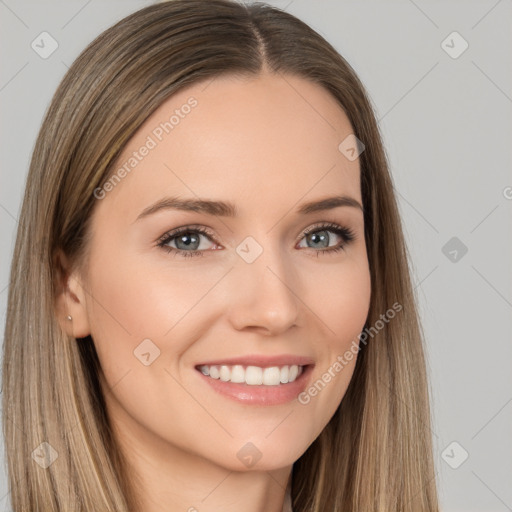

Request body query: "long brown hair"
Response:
[2, 1, 439, 510]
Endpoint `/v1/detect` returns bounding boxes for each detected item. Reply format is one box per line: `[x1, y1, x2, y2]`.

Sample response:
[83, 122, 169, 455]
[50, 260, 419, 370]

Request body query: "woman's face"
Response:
[70, 72, 371, 472]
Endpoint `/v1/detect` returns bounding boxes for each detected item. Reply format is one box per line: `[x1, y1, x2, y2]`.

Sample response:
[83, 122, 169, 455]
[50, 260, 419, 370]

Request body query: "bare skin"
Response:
[57, 72, 371, 512]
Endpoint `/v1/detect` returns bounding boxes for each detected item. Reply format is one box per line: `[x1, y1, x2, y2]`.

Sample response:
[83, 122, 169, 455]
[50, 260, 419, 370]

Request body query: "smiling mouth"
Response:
[195, 364, 307, 386]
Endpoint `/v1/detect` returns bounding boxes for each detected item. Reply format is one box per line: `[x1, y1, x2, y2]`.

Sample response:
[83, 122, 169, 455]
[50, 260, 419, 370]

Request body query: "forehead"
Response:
[97, 72, 362, 220]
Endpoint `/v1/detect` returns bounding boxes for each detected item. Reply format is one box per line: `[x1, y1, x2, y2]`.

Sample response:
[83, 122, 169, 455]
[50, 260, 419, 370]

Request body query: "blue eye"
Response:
[298, 223, 355, 256]
[156, 222, 355, 258]
[157, 225, 216, 257]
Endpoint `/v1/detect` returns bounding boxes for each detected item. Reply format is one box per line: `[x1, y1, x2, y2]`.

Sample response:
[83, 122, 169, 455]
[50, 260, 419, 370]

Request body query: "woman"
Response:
[2, 1, 439, 510]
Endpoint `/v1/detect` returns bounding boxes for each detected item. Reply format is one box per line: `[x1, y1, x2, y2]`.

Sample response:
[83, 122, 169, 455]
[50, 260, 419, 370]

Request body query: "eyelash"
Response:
[156, 222, 356, 258]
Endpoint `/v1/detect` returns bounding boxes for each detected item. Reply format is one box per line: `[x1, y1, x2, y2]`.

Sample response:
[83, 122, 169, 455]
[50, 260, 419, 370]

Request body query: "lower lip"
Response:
[196, 365, 314, 406]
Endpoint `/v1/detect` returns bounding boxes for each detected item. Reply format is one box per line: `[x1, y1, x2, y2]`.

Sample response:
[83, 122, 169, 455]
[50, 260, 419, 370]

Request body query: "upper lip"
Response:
[195, 354, 315, 368]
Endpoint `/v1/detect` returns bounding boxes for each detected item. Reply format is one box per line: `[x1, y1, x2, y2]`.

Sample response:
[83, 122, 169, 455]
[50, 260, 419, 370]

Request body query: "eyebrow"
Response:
[135, 194, 363, 221]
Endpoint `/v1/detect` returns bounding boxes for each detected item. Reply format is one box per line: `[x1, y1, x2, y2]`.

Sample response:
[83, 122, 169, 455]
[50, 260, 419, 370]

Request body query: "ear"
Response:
[54, 249, 91, 338]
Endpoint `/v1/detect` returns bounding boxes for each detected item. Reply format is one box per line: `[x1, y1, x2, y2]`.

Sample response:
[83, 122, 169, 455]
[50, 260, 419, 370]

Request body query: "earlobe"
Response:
[54, 250, 91, 339]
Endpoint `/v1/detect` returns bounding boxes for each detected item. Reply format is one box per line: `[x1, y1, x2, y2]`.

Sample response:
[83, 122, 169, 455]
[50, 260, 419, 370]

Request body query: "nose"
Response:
[226, 244, 300, 336]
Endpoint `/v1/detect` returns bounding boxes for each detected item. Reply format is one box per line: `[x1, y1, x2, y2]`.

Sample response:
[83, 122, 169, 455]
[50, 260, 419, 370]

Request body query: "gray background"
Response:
[1, 1, 511, 510]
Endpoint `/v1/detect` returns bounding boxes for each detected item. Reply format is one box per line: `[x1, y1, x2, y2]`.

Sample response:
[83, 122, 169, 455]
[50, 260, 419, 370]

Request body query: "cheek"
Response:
[83, 250, 173, 376]
[82, 252, 217, 444]
[306, 254, 371, 344]
[83, 247, 235, 390]
[85, 250, 213, 340]
[297, 258, 371, 424]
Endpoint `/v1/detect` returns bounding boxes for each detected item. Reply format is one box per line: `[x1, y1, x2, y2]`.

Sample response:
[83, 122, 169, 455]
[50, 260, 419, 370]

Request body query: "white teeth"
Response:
[280, 365, 289, 384]
[289, 364, 299, 382]
[230, 365, 245, 383]
[245, 366, 263, 385]
[263, 367, 281, 385]
[219, 365, 230, 382]
[208, 365, 220, 379]
[199, 364, 304, 385]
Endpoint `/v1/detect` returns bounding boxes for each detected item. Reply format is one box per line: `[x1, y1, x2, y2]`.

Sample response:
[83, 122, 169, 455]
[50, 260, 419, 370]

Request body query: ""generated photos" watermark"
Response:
[297, 301, 403, 405]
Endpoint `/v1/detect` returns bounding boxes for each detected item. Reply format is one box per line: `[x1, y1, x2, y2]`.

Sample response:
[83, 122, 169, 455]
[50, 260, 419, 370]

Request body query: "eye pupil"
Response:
[308, 231, 329, 248]
[176, 233, 199, 250]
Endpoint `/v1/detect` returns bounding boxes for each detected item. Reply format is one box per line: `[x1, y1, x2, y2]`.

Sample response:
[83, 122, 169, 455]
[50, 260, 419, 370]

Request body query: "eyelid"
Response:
[155, 224, 217, 246]
[293, 221, 356, 245]
[157, 222, 355, 247]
